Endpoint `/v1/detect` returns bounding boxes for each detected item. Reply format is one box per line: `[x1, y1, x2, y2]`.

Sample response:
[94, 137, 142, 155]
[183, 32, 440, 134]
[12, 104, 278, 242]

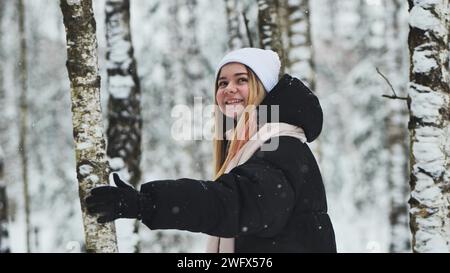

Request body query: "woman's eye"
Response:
[218, 82, 227, 87]
[238, 78, 248, 83]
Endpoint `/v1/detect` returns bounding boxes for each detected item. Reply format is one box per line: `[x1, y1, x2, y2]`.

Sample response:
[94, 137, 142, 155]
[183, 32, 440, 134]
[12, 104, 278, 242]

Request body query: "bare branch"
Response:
[382, 94, 408, 100]
[377, 67, 408, 101]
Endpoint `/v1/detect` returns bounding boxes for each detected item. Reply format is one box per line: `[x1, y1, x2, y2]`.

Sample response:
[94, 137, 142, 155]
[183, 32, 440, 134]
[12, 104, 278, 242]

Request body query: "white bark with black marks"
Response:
[282, 0, 315, 91]
[224, 0, 245, 50]
[60, 0, 118, 253]
[0, 146, 10, 253]
[105, 0, 142, 253]
[257, 0, 285, 76]
[0, 1, 10, 254]
[105, 0, 142, 188]
[0, 0, 3, 110]
[408, 0, 450, 253]
[280, 0, 320, 160]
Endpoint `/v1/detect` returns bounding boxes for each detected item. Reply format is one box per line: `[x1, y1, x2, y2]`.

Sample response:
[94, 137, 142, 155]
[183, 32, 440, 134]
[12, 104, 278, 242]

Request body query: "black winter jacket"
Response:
[139, 74, 337, 253]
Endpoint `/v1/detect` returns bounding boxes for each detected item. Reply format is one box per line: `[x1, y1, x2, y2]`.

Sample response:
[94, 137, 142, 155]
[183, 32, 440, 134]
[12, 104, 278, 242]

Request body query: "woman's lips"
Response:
[225, 99, 243, 105]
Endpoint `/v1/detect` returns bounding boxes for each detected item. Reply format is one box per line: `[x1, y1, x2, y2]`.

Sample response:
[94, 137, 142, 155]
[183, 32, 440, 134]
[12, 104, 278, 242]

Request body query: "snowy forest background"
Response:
[0, 0, 445, 253]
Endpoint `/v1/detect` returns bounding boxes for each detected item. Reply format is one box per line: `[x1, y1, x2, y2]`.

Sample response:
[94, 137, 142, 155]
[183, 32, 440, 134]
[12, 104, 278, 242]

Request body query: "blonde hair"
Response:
[213, 66, 266, 180]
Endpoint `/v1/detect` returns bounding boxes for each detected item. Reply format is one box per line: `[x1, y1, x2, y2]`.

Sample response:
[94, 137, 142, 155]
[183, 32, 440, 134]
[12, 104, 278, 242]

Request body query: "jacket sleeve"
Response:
[139, 139, 296, 238]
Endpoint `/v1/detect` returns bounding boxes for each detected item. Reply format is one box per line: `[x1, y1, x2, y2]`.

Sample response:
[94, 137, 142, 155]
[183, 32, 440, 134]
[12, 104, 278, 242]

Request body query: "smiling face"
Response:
[216, 63, 250, 119]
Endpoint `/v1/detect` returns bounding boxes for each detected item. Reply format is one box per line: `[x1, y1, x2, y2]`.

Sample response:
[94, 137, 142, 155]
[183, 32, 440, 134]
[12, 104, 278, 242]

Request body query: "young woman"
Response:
[86, 47, 337, 253]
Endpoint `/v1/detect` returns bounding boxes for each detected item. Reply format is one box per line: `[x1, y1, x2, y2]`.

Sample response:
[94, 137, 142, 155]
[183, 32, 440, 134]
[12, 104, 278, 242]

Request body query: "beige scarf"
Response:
[206, 121, 307, 253]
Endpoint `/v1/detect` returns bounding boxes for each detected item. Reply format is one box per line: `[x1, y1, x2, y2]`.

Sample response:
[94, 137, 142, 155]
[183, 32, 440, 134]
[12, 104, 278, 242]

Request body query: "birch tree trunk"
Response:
[407, 0, 450, 253]
[224, 0, 245, 50]
[134, 0, 205, 252]
[280, 0, 322, 160]
[257, 0, 286, 76]
[18, 0, 31, 253]
[105, 0, 142, 188]
[0, 146, 9, 253]
[0, 1, 9, 254]
[282, 0, 315, 91]
[385, 0, 410, 253]
[0, 0, 3, 108]
[105, 0, 142, 253]
[60, 0, 118, 253]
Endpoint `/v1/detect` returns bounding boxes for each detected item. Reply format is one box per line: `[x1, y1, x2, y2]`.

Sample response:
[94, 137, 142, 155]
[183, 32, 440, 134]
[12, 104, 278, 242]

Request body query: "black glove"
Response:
[86, 173, 142, 223]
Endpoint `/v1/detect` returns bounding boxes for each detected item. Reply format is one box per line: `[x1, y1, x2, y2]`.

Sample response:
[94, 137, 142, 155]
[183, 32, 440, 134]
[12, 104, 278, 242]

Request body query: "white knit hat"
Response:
[215, 47, 281, 92]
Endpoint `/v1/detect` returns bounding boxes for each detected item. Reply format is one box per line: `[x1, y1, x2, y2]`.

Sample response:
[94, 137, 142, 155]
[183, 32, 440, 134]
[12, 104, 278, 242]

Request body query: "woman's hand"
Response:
[86, 173, 141, 223]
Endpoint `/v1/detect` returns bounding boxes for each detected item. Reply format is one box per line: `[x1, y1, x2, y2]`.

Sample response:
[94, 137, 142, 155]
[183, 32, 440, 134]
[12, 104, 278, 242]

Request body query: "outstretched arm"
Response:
[86, 143, 296, 238]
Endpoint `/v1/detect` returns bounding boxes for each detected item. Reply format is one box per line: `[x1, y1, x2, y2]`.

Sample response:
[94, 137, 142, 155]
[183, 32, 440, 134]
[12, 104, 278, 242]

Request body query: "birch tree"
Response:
[60, 0, 118, 253]
[257, 0, 285, 75]
[0, 0, 3, 111]
[407, 0, 450, 252]
[224, 0, 245, 50]
[105, 0, 142, 253]
[134, 0, 207, 252]
[282, 0, 315, 91]
[18, 0, 31, 253]
[279, 0, 322, 160]
[0, 146, 9, 253]
[105, 0, 142, 189]
[0, 0, 10, 254]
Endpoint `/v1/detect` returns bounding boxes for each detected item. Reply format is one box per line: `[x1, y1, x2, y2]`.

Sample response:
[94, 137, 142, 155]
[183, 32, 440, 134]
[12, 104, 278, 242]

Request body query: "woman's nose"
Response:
[224, 83, 237, 93]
